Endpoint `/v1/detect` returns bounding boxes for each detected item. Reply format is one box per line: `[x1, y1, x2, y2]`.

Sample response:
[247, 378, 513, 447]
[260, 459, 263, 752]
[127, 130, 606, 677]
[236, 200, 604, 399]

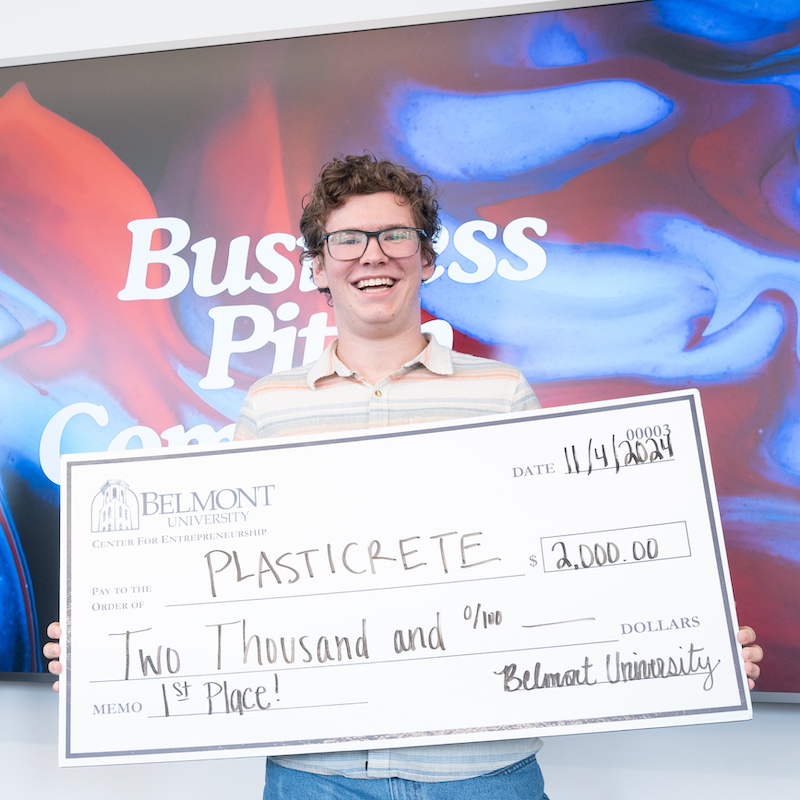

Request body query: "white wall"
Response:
[1, 1, 799, 798]
[1, 0, 620, 65]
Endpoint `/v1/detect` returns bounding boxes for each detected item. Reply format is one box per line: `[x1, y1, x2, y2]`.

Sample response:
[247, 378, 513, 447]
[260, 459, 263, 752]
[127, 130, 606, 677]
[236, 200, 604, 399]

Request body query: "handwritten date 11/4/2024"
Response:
[564, 425, 674, 476]
[554, 423, 678, 573]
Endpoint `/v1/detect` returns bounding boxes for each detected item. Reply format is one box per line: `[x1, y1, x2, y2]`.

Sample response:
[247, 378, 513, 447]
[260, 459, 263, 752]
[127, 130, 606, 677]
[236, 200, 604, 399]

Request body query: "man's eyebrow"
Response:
[331, 223, 415, 231]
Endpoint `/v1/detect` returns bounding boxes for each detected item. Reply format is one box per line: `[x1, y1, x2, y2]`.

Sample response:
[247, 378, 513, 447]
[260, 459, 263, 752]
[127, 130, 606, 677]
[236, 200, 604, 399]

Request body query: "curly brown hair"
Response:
[299, 154, 440, 288]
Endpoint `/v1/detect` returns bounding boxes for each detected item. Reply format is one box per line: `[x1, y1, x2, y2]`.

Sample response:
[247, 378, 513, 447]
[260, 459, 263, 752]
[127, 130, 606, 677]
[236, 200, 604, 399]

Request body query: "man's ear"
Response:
[421, 253, 436, 281]
[312, 255, 328, 289]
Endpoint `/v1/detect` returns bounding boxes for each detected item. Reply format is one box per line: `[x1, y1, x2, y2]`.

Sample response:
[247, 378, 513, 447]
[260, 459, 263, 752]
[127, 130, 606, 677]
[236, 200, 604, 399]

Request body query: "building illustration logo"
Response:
[91, 479, 140, 533]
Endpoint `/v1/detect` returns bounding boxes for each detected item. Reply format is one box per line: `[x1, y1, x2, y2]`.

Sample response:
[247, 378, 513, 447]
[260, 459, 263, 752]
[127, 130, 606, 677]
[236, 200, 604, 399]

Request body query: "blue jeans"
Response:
[263, 754, 549, 799]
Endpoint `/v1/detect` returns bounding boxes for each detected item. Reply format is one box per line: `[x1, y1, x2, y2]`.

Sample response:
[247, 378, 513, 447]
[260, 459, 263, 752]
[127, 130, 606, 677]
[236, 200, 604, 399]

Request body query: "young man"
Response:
[234, 156, 547, 797]
[46, 154, 762, 798]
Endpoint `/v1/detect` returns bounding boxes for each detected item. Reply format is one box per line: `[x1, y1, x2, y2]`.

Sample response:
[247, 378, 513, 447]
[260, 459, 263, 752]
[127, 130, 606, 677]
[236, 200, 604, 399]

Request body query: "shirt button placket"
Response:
[369, 382, 390, 427]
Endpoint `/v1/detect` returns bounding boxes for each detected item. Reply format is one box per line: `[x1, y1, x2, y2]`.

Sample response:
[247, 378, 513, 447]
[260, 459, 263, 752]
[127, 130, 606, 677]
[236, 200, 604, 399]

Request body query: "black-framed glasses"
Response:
[321, 227, 426, 260]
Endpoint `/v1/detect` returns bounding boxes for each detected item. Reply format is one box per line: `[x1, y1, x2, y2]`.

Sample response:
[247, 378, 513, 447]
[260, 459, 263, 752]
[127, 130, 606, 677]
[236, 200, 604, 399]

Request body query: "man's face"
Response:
[312, 192, 434, 340]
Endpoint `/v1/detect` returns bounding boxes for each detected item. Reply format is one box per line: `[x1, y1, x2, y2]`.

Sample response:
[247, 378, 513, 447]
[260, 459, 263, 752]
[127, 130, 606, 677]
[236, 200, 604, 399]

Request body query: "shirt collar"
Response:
[305, 333, 454, 389]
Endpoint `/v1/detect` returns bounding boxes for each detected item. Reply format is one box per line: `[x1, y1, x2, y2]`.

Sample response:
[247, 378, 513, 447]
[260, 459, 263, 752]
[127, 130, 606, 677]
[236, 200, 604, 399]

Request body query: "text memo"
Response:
[59, 390, 751, 766]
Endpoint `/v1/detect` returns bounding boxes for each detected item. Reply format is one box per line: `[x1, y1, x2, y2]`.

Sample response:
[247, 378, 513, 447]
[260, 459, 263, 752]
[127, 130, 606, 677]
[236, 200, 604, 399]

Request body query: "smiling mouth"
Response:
[356, 277, 396, 291]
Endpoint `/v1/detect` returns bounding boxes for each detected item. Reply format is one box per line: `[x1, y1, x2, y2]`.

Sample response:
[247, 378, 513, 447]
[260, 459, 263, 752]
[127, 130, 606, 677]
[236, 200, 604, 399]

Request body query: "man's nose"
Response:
[361, 233, 387, 262]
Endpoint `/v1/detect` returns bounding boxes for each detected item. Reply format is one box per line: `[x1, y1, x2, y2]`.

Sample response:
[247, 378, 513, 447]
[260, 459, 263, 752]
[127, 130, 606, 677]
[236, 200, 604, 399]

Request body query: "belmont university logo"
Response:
[89, 479, 275, 533]
[91, 479, 141, 533]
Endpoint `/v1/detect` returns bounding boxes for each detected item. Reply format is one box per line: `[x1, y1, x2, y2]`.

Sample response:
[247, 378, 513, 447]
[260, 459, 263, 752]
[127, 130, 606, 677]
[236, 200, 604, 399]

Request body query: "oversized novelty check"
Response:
[59, 390, 751, 766]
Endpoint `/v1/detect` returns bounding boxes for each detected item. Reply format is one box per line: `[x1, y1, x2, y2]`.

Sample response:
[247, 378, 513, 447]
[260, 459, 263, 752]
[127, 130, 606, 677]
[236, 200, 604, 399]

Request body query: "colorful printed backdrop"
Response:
[1, 1, 798, 695]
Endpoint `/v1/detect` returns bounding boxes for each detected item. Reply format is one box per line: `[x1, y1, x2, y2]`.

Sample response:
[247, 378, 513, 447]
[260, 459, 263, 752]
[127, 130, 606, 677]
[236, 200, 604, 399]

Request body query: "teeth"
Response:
[357, 278, 395, 290]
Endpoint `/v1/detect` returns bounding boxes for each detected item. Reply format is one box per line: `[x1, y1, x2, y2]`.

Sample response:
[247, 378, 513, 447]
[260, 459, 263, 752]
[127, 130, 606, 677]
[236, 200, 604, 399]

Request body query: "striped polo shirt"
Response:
[235, 334, 540, 442]
[234, 334, 543, 781]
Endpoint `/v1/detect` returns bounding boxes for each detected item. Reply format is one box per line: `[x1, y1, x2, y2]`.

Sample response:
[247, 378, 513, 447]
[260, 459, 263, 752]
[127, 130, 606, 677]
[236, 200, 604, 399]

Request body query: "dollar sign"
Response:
[529, 554, 538, 568]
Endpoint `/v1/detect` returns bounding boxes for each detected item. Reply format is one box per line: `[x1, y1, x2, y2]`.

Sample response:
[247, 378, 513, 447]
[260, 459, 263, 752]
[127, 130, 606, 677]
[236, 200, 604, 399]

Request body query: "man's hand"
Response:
[43, 621, 62, 692]
[738, 625, 763, 690]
